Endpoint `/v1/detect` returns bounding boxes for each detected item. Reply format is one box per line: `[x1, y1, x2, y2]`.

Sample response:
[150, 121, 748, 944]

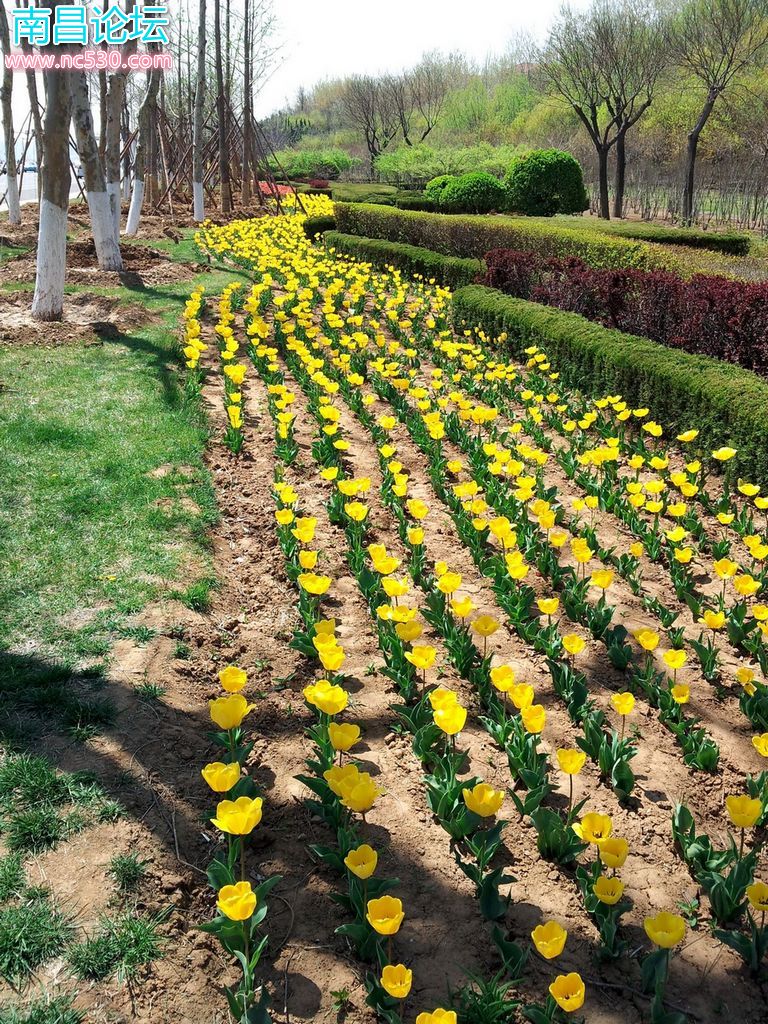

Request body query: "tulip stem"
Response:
[568, 775, 573, 818]
[240, 839, 246, 883]
[740, 828, 745, 859]
[620, 717, 625, 743]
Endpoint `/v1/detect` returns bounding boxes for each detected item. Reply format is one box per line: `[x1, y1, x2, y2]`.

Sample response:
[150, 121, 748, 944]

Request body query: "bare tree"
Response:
[32, 5, 73, 321]
[342, 75, 400, 172]
[105, 0, 136, 236]
[192, 0, 207, 220]
[671, 0, 768, 223]
[591, 0, 670, 217]
[410, 53, 453, 142]
[70, 70, 123, 268]
[214, 0, 232, 211]
[0, 1, 21, 224]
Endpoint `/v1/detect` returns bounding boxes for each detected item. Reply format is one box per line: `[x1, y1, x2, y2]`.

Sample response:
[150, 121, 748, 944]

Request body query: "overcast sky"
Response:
[253, 0, 590, 117]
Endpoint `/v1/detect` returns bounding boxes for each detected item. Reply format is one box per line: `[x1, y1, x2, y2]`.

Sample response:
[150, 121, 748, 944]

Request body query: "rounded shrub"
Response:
[504, 149, 588, 217]
[440, 172, 507, 214]
[424, 174, 456, 205]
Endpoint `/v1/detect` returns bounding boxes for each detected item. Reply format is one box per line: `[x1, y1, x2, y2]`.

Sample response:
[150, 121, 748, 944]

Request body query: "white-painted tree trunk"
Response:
[107, 180, 121, 237]
[124, 179, 145, 236]
[70, 69, 123, 271]
[88, 190, 123, 270]
[32, 199, 67, 321]
[4, 173, 21, 224]
[193, 181, 204, 222]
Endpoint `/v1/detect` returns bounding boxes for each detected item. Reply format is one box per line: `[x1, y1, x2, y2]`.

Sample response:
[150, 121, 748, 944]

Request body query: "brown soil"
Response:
[0, 291, 154, 347]
[2, 239, 199, 288]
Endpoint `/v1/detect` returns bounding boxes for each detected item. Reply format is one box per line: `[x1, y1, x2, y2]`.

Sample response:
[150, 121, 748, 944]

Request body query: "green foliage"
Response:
[0, 996, 84, 1024]
[108, 853, 148, 893]
[441, 172, 508, 214]
[425, 174, 456, 204]
[66, 911, 167, 981]
[334, 203, 674, 271]
[0, 854, 25, 902]
[504, 149, 588, 217]
[451, 284, 768, 486]
[271, 147, 357, 180]
[325, 231, 483, 288]
[564, 217, 751, 255]
[376, 143, 527, 185]
[302, 214, 336, 239]
[0, 892, 73, 983]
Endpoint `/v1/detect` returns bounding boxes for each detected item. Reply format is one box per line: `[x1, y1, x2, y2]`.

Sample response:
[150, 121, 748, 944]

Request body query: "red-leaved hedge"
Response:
[482, 248, 768, 375]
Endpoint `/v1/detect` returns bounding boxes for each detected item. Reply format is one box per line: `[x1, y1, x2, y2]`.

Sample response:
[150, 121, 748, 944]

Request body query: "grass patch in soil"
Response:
[108, 852, 148, 893]
[0, 995, 84, 1024]
[0, 890, 73, 983]
[66, 910, 167, 982]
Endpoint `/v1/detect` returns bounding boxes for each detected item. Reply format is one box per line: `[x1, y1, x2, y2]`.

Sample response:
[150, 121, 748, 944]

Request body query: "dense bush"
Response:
[440, 172, 508, 213]
[452, 284, 768, 485]
[325, 232, 483, 288]
[271, 148, 357, 181]
[425, 175, 456, 205]
[482, 248, 768, 375]
[334, 203, 673, 271]
[394, 194, 438, 212]
[302, 215, 337, 239]
[504, 149, 588, 217]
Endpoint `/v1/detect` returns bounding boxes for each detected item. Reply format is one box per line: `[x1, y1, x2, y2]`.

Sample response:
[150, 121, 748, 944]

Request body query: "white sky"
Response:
[254, 0, 590, 117]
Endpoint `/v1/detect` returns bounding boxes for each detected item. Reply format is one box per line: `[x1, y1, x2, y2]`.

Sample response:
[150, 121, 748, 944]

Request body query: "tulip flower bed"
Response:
[185, 201, 768, 1024]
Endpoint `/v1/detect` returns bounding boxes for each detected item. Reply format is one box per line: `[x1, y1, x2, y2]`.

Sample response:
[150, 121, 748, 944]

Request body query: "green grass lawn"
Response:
[0, 266, 248, 666]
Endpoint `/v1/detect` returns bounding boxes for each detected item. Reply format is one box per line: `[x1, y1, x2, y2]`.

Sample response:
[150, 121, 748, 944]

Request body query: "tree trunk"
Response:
[104, 1, 135, 237]
[597, 145, 610, 219]
[98, 69, 108, 163]
[0, 2, 21, 224]
[214, 0, 231, 213]
[612, 130, 627, 219]
[32, 56, 72, 321]
[20, 25, 44, 204]
[192, 0, 207, 221]
[682, 95, 716, 226]
[125, 61, 162, 236]
[70, 70, 123, 269]
[241, 0, 251, 204]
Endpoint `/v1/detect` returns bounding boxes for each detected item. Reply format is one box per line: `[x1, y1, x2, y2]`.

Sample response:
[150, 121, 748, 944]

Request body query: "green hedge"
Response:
[334, 203, 675, 271]
[583, 220, 750, 255]
[452, 285, 768, 484]
[302, 215, 337, 239]
[325, 232, 483, 289]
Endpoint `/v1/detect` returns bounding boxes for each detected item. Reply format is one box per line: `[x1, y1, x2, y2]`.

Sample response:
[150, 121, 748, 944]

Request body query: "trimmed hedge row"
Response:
[325, 231, 483, 289]
[334, 203, 674, 272]
[302, 214, 337, 239]
[482, 248, 768, 375]
[590, 220, 750, 256]
[452, 284, 768, 485]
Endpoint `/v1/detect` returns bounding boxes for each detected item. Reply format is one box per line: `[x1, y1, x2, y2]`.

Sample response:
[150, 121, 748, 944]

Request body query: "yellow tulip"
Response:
[699, 610, 725, 631]
[531, 920, 567, 959]
[462, 782, 505, 817]
[380, 964, 412, 1000]
[342, 773, 382, 814]
[746, 881, 768, 912]
[521, 704, 546, 733]
[490, 664, 515, 693]
[590, 569, 614, 590]
[201, 761, 241, 793]
[599, 836, 629, 869]
[209, 693, 256, 730]
[407, 499, 430, 520]
[344, 501, 369, 522]
[437, 571, 462, 595]
[434, 702, 467, 736]
[304, 680, 348, 716]
[510, 682, 535, 710]
[752, 733, 768, 757]
[713, 558, 738, 580]
[405, 645, 437, 672]
[344, 844, 378, 879]
[644, 911, 686, 948]
[573, 812, 612, 845]
[329, 723, 361, 752]
[557, 748, 586, 775]
[318, 644, 346, 674]
[671, 684, 690, 704]
[562, 634, 585, 656]
[471, 615, 500, 638]
[450, 595, 476, 618]
[366, 895, 404, 935]
[549, 972, 585, 1013]
[407, 526, 424, 546]
[725, 794, 761, 829]
[218, 665, 247, 692]
[415, 1011, 456, 1024]
[611, 692, 635, 716]
[395, 620, 423, 642]
[217, 881, 257, 921]
[593, 875, 625, 905]
[537, 597, 560, 616]
[298, 572, 332, 596]
[211, 796, 263, 835]
[299, 550, 318, 569]
[712, 447, 736, 462]
[663, 649, 687, 672]
[428, 687, 458, 710]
